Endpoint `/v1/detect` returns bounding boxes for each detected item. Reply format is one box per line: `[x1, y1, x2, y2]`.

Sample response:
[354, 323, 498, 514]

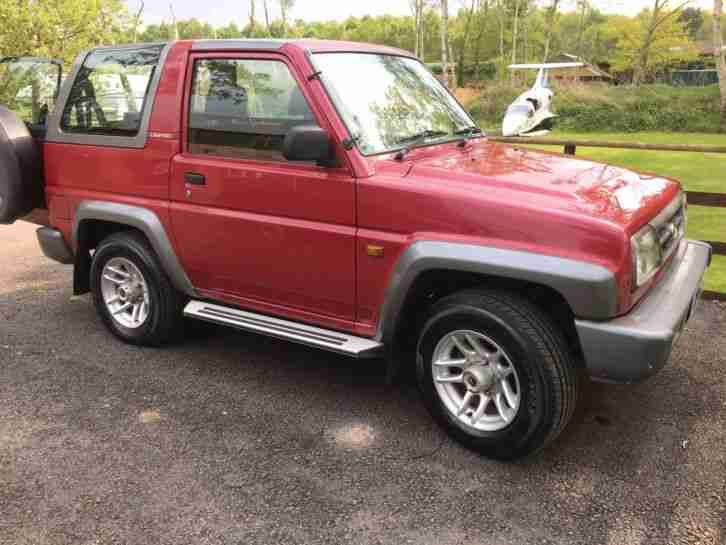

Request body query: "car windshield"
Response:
[312, 52, 477, 156]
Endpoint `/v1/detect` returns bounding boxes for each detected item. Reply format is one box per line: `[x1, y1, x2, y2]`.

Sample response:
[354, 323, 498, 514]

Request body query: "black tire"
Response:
[0, 106, 43, 224]
[416, 289, 579, 460]
[90, 231, 185, 346]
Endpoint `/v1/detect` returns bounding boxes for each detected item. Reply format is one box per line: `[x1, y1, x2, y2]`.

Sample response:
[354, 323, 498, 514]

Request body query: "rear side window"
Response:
[188, 58, 318, 162]
[61, 46, 162, 136]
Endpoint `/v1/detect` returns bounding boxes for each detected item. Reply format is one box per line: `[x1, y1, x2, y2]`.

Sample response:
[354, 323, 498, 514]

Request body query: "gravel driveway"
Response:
[1, 221, 725, 545]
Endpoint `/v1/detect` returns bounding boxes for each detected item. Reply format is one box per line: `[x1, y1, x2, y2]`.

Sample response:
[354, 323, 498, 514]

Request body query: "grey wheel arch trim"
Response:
[72, 200, 196, 297]
[376, 241, 617, 344]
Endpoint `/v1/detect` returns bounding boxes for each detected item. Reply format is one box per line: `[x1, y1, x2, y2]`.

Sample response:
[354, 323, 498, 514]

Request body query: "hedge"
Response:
[465, 82, 723, 134]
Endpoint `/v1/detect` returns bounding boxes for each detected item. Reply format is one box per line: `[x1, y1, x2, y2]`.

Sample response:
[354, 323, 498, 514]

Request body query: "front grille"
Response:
[655, 196, 686, 261]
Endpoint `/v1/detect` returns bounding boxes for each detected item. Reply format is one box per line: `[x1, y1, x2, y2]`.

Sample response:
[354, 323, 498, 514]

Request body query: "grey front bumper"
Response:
[575, 240, 712, 383]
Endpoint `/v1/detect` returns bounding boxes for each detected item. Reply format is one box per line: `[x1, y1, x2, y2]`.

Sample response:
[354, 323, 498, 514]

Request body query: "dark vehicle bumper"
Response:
[36, 227, 73, 265]
[575, 240, 712, 384]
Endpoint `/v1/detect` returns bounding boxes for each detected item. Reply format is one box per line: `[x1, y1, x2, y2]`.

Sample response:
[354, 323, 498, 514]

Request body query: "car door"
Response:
[169, 52, 357, 323]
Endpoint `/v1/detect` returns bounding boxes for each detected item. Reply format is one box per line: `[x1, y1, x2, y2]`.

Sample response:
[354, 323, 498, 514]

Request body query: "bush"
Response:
[467, 82, 723, 134]
[466, 80, 528, 126]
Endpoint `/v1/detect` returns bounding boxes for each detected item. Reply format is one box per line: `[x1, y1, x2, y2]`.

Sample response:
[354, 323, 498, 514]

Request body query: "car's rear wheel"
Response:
[416, 289, 579, 460]
[90, 231, 184, 346]
[100, 257, 152, 330]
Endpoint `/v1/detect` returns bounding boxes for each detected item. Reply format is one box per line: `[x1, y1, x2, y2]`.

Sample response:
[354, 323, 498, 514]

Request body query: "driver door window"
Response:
[188, 58, 318, 162]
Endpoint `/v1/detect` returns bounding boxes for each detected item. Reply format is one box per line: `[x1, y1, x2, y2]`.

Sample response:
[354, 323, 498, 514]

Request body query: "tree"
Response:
[176, 19, 216, 39]
[471, 0, 491, 79]
[716, 0, 726, 130]
[605, 6, 697, 83]
[280, 0, 295, 35]
[575, 0, 589, 56]
[698, 8, 726, 42]
[542, 0, 560, 61]
[169, 3, 179, 40]
[249, 0, 256, 33]
[452, 0, 478, 86]
[679, 6, 704, 38]
[411, 0, 437, 60]
[552, 5, 609, 64]
[510, 0, 522, 78]
[264, 0, 271, 32]
[132, 1, 145, 42]
[632, 0, 692, 85]
[440, 0, 452, 87]
[0, 0, 131, 66]
[496, 0, 506, 74]
[412, 0, 426, 59]
[217, 22, 244, 39]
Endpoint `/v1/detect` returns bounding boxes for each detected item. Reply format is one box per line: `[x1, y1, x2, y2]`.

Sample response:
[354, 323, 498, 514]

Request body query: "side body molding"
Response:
[72, 201, 196, 296]
[376, 241, 617, 343]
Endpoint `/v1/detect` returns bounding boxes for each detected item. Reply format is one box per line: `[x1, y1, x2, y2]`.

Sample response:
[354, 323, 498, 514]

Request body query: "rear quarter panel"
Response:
[43, 43, 191, 251]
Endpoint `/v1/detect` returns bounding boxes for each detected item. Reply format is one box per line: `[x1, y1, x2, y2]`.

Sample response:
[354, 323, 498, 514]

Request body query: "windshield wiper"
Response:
[455, 125, 484, 147]
[396, 129, 450, 145]
[394, 129, 450, 160]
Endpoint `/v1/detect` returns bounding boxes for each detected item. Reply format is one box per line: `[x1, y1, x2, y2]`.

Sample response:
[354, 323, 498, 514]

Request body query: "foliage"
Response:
[716, 0, 726, 132]
[135, 2, 702, 86]
[0, 1, 719, 87]
[553, 8, 611, 65]
[141, 19, 216, 41]
[0, 60, 59, 123]
[468, 82, 723, 133]
[604, 11, 698, 82]
[0, 0, 131, 67]
[555, 84, 719, 132]
[679, 7, 705, 39]
[465, 80, 526, 124]
[696, 10, 726, 42]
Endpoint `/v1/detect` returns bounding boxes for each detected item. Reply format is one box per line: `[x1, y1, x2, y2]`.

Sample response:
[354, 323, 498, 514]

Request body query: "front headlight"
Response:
[632, 225, 663, 288]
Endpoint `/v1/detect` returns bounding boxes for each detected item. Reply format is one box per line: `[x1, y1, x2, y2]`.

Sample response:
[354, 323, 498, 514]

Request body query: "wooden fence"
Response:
[489, 136, 726, 301]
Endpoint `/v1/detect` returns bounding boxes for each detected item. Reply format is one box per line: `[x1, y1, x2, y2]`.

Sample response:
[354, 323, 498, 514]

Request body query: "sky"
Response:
[126, 0, 716, 28]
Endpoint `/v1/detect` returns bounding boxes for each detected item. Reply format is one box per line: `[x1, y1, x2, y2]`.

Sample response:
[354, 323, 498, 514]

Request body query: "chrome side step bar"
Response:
[184, 301, 383, 358]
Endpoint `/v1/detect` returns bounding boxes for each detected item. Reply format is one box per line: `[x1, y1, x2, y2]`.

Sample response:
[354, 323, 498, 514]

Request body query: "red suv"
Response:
[0, 40, 711, 459]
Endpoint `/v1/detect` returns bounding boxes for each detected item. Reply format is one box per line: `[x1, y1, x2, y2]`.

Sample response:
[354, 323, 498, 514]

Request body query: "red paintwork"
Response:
[43, 40, 680, 337]
[357, 141, 679, 318]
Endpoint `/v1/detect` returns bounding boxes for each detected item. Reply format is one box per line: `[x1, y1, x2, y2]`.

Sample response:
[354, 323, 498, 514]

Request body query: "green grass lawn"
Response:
[510, 131, 726, 293]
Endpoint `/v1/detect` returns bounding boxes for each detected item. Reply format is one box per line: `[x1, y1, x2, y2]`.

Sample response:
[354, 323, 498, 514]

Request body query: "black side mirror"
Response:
[283, 125, 335, 166]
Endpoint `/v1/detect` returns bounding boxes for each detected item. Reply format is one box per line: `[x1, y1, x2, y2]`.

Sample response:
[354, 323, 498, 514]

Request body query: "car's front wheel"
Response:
[416, 289, 580, 460]
[90, 231, 184, 346]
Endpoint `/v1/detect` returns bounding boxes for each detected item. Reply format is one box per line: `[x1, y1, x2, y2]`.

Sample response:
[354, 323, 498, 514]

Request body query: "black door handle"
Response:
[184, 172, 206, 185]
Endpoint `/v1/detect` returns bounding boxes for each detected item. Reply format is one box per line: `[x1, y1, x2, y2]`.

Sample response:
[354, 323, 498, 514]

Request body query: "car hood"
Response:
[404, 141, 681, 231]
